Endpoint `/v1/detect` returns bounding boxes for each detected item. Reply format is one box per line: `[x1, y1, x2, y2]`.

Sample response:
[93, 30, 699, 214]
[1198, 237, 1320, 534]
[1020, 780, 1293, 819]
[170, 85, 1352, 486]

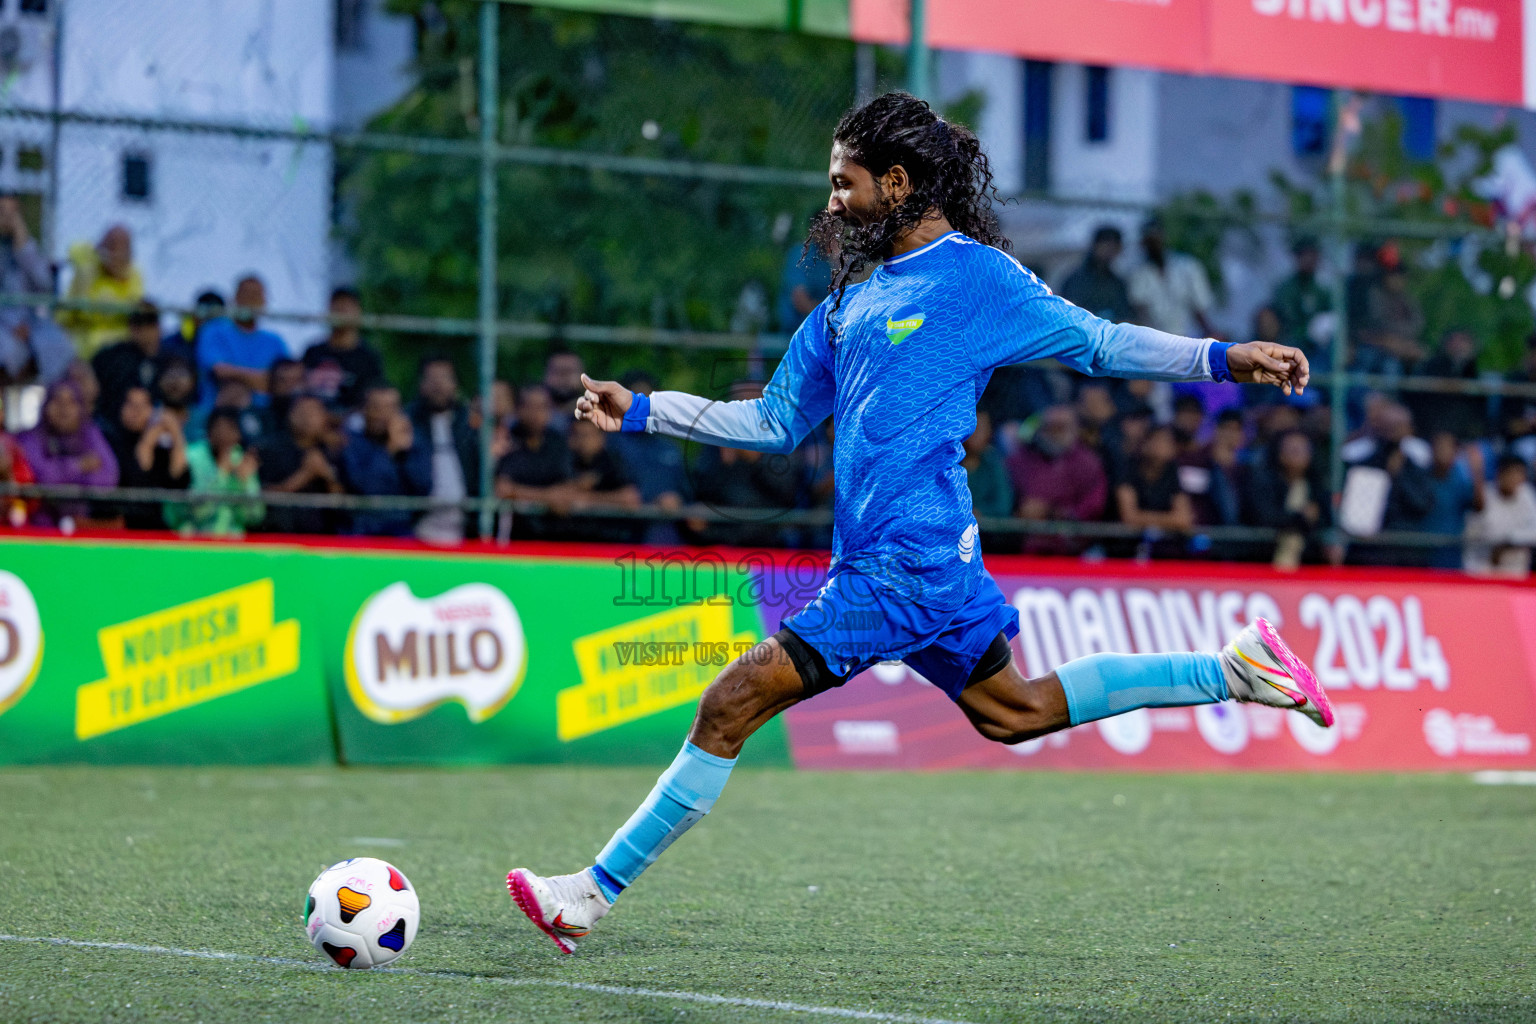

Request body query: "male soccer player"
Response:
[507, 92, 1333, 953]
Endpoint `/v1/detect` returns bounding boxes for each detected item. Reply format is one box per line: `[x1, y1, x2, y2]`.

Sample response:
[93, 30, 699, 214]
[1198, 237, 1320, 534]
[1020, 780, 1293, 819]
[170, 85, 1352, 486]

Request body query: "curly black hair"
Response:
[805, 92, 1010, 338]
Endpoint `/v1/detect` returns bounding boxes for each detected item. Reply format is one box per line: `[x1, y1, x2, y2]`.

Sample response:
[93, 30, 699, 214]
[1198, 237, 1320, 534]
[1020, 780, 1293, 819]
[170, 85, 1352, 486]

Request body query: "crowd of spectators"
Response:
[1, 212, 1535, 575]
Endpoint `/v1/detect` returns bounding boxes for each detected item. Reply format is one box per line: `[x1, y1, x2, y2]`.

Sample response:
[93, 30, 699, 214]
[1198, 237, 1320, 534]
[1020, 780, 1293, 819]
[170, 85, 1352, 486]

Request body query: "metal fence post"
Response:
[907, 0, 930, 101]
[477, 0, 500, 539]
[1327, 90, 1352, 501]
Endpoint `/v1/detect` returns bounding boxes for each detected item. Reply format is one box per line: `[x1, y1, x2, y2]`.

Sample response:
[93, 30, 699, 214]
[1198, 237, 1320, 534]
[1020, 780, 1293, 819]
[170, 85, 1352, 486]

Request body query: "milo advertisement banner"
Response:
[0, 539, 329, 764]
[310, 549, 778, 766]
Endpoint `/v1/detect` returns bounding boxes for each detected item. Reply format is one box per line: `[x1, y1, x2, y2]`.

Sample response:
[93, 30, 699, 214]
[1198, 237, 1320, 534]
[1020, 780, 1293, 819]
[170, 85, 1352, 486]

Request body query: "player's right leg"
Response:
[507, 630, 813, 953]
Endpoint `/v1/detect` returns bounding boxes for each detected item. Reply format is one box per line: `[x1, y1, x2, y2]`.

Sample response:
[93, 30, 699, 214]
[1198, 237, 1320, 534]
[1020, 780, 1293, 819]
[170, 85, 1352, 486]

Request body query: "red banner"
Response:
[783, 561, 1536, 771]
[851, 0, 1208, 72]
[851, 0, 1528, 107]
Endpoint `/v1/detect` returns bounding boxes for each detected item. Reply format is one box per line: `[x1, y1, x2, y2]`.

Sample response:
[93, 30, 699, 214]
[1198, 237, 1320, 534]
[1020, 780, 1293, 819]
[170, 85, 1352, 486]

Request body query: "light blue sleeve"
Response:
[970, 253, 1217, 382]
[637, 308, 836, 453]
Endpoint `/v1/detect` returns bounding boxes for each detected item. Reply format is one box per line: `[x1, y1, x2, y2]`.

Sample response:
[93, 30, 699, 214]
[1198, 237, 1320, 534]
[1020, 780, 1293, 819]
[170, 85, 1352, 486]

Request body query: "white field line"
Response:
[0, 934, 982, 1024]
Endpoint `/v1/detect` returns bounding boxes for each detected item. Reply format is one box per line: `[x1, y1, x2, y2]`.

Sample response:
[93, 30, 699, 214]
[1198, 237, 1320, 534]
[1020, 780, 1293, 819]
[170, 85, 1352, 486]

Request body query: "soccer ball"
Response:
[304, 857, 420, 969]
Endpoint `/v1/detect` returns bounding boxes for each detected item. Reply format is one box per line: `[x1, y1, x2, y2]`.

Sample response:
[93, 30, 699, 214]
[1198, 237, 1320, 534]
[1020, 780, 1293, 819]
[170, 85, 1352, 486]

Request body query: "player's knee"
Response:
[692, 661, 762, 747]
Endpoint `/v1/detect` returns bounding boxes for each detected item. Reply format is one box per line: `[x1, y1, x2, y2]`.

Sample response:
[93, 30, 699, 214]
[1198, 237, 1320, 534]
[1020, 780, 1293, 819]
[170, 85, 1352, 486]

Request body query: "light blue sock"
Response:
[590, 741, 736, 902]
[1055, 652, 1229, 726]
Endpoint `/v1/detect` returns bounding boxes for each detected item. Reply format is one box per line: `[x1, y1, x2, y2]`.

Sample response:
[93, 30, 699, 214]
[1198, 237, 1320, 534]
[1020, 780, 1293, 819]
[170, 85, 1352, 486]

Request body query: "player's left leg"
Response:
[955, 619, 1333, 744]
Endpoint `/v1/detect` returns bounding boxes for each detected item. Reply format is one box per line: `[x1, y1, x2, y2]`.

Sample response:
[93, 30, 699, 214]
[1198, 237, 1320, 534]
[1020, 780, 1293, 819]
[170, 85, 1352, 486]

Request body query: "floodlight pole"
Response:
[477, 0, 500, 540]
[907, 0, 931, 101]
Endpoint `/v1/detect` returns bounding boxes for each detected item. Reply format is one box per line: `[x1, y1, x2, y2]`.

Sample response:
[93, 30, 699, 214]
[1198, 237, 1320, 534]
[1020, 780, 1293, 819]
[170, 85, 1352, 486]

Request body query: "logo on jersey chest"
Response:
[885, 304, 926, 345]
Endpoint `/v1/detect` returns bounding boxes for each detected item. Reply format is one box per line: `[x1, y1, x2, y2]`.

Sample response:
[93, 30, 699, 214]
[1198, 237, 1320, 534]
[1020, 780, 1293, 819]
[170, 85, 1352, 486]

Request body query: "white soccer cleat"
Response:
[507, 867, 612, 954]
[1219, 618, 1334, 728]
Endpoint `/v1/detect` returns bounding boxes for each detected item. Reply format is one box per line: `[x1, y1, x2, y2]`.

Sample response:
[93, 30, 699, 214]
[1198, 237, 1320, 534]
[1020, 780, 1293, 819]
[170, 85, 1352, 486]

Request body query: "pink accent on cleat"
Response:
[1255, 617, 1334, 728]
[507, 870, 578, 954]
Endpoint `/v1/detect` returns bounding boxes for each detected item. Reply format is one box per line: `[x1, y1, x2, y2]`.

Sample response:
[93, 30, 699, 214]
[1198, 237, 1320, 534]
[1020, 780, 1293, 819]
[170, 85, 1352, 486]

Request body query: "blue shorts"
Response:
[780, 569, 1019, 701]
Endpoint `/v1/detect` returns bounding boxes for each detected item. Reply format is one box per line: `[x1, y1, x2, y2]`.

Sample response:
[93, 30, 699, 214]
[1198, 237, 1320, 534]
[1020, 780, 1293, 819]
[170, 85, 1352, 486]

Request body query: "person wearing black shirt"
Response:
[565, 416, 641, 542]
[92, 301, 167, 418]
[494, 383, 572, 538]
[302, 287, 384, 412]
[1115, 424, 1195, 559]
[1058, 225, 1133, 323]
[256, 394, 344, 534]
[104, 385, 190, 528]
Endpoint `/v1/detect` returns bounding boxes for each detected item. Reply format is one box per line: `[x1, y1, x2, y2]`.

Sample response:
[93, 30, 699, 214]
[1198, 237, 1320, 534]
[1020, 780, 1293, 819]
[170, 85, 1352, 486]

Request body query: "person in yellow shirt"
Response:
[63, 224, 144, 357]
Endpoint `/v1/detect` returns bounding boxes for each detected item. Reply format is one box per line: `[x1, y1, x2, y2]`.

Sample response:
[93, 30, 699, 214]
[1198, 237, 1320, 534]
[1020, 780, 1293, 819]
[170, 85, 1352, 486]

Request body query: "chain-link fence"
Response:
[0, 0, 1531, 571]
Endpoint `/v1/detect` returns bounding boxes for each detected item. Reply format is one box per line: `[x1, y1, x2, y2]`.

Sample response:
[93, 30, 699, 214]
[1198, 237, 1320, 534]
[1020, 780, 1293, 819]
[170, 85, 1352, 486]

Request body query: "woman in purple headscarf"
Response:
[16, 379, 119, 526]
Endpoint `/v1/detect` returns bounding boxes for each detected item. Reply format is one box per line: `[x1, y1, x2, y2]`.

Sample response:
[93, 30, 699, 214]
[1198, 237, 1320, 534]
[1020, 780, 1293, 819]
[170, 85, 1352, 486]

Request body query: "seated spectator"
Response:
[1007, 405, 1105, 555]
[493, 383, 572, 538]
[64, 359, 101, 424]
[1269, 237, 1331, 357]
[1343, 403, 1436, 566]
[256, 394, 344, 535]
[104, 385, 190, 529]
[92, 301, 167, 418]
[543, 348, 586, 431]
[196, 275, 288, 408]
[1074, 384, 1118, 456]
[340, 384, 432, 537]
[152, 357, 197, 435]
[1181, 408, 1245, 531]
[564, 416, 642, 542]
[608, 369, 690, 543]
[167, 407, 263, 538]
[0, 427, 35, 527]
[1357, 251, 1426, 379]
[1100, 403, 1153, 482]
[1115, 424, 1195, 557]
[1340, 398, 1432, 469]
[303, 287, 384, 412]
[1424, 431, 1485, 569]
[268, 358, 307, 434]
[63, 223, 143, 357]
[0, 194, 71, 387]
[1058, 225, 1133, 322]
[409, 355, 478, 544]
[1464, 455, 1536, 577]
[1242, 430, 1332, 569]
[16, 380, 119, 527]
[197, 379, 266, 447]
[161, 289, 225, 371]
[1171, 394, 1206, 457]
[962, 409, 1012, 521]
[1411, 328, 1487, 441]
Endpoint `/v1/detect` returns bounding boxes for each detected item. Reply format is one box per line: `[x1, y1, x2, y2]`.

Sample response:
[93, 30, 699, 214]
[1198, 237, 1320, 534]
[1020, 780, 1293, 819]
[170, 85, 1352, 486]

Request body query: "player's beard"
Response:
[804, 185, 903, 279]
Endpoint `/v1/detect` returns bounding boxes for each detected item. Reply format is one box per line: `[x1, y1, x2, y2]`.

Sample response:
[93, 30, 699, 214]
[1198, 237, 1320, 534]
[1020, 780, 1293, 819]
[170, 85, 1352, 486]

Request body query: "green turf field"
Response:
[0, 766, 1531, 1023]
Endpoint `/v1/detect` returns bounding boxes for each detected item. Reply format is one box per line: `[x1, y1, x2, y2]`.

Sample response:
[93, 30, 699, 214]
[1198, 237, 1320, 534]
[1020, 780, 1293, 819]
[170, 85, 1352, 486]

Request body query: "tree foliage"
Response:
[340, 2, 873, 386]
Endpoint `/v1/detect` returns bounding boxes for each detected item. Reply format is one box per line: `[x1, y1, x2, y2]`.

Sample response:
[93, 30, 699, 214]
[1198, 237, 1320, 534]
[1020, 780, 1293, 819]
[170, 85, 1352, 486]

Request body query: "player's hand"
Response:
[574, 373, 633, 432]
[1226, 341, 1310, 397]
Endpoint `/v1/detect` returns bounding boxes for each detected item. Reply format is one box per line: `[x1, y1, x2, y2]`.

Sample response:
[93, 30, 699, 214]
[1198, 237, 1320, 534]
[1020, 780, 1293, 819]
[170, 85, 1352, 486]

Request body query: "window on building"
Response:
[1085, 66, 1111, 144]
[336, 0, 367, 52]
[1398, 96, 1437, 161]
[1291, 85, 1330, 157]
[121, 152, 151, 202]
[1023, 60, 1052, 193]
[17, 145, 43, 172]
[19, 0, 48, 15]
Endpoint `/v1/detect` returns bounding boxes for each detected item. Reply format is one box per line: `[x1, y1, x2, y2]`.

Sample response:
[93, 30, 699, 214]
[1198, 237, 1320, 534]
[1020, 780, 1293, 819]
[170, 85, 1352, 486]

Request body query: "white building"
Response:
[0, 0, 411, 353]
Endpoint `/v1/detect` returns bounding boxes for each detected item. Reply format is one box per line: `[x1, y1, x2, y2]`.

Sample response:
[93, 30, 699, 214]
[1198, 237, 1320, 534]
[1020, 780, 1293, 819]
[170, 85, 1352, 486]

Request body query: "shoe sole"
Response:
[1255, 617, 1335, 728]
[506, 870, 579, 955]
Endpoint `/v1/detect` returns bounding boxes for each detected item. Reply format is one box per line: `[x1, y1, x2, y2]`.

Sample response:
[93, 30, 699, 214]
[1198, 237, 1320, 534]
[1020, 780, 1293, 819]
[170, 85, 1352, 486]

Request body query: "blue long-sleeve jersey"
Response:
[623, 231, 1231, 609]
